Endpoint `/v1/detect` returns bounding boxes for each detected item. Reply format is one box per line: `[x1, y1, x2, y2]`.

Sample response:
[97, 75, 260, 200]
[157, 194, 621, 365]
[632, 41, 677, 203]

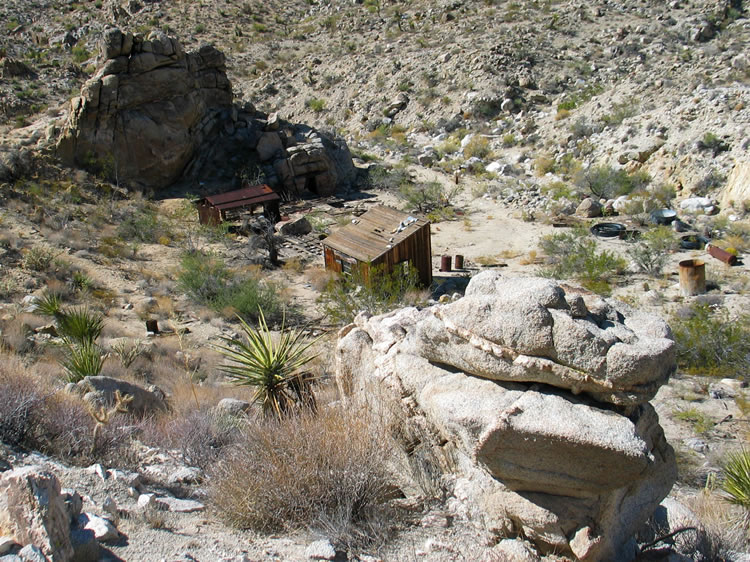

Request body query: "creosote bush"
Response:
[319, 263, 426, 325]
[539, 228, 626, 294]
[627, 226, 678, 275]
[210, 404, 396, 546]
[177, 250, 284, 323]
[671, 303, 750, 378]
[575, 164, 651, 200]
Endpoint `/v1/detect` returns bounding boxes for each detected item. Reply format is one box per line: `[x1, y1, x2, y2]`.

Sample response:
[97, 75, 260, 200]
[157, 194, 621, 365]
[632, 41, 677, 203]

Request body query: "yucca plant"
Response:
[57, 307, 104, 346]
[61, 341, 104, 383]
[34, 291, 63, 317]
[215, 309, 320, 419]
[722, 448, 750, 516]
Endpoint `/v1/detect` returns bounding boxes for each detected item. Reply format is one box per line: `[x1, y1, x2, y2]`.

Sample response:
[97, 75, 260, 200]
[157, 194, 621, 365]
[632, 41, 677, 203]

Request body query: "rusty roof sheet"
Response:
[201, 185, 280, 211]
[321, 205, 429, 262]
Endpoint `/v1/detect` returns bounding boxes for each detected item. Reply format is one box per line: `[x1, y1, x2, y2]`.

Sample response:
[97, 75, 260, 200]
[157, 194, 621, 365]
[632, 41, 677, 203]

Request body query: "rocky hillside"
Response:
[1, 0, 748, 196]
[1, 1, 749, 561]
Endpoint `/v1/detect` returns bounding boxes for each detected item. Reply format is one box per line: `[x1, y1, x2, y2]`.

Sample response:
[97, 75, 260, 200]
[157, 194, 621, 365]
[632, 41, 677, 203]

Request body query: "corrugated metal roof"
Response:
[322, 205, 429, 262]
[201, 185, 280, 210]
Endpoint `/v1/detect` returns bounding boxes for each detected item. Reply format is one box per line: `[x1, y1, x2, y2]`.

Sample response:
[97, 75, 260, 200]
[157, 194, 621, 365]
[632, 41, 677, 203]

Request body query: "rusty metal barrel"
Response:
[454, 255, 464, 269]
[707, 244, 738, 265]
[440, 255, 452, 272]
[679, 259, 706, 296]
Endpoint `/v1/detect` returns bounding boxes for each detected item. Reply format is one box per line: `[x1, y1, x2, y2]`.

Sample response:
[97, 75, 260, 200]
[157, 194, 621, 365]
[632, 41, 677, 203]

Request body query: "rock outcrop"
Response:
[0, 466, 74, 561]
[55, 28, 355, 197]
[335, 272, 677, 561]
[57, 28, 232, 190]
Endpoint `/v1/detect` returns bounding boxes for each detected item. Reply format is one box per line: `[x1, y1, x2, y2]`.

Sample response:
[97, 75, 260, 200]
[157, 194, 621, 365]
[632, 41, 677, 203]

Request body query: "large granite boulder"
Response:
[335, 272, 677, 561]
[57, 28, 232, 190]
[0, 466, 74, 561]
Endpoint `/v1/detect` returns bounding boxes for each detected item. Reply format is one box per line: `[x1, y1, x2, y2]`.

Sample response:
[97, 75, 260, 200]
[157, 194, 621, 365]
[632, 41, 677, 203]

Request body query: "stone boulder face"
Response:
[335, 272, 677, 561]
[57, 28, 232, 190]
[0, 466, 74, 561]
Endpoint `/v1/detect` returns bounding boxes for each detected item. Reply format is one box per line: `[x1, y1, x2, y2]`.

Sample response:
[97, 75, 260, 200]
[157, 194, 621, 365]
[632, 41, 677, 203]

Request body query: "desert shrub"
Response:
[366, 165, 410, 191]
[722, 448, 750, 514]
[627, 226, 678, 275]
[539, 229, 626, 294]
[56, 307, 104, 346]
[306, 97, 326, 112]
[22, 245, 55, 271]
[398, 181, 445, 213]
[462, 135, 490, 159]
[575, 164, 651, 200]
[116, 203, 172, 244]
[177, 251, 284, 323]
[600, 98, 639, 127]
[60, 341, 104, 383]
[210, 404, 395, 546]
[0, 355, 135, 464]
[319, 263, 426, 325]
[671, 303, 750, 378]
[148, 406, 243, 470]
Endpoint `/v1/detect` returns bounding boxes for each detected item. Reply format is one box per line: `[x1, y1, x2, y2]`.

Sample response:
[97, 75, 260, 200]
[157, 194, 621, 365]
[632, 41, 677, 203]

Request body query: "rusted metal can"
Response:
[707, 244, 738, 265]
[440, 255, 452, 272]
[454, 255, 464, 269]
[679, 259, 706, 296]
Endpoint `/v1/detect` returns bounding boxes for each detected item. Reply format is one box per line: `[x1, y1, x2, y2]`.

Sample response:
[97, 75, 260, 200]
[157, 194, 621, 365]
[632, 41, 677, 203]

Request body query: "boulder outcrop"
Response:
[55, 28, 356, 197]
[335, 272, 677, 561]
[57, 28, 232, 190]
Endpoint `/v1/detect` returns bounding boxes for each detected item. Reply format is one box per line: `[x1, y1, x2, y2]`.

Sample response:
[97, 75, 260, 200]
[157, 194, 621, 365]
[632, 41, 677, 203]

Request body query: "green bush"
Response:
[366, 166, 410, 191]
[398, 181, 446, 213]
[539, 229, 626, 294]
[462, 136, 491, 159]
[575, 164, 651, 200]
[319, 263, 425, 325]
[23, 245, 56, 271]
[627, 226, 678, 275]
[177, 251, 284, 323]
[306, 98, 326, 112]
[671, 303, 750, 378]
[57, 307, 104, 346]
[116, 203, 172, 244]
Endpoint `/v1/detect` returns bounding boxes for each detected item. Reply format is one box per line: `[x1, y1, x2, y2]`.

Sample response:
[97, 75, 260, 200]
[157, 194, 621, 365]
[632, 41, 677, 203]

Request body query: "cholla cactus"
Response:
[88, 390, 133, 454]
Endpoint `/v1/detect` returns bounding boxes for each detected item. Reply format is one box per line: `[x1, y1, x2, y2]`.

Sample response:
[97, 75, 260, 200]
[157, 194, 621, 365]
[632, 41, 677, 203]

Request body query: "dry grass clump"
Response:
[210, 404, 397, 546]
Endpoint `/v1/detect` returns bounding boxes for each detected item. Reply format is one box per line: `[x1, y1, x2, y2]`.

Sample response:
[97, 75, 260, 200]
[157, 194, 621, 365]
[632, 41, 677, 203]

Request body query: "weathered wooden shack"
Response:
[196, 184, 281, 225]
[322, 205, 432, 286]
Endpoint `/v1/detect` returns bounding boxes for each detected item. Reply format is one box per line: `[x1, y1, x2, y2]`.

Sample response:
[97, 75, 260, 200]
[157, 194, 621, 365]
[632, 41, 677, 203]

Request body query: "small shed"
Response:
[322, 205, 432, 287]
[196, 184, 281, 226]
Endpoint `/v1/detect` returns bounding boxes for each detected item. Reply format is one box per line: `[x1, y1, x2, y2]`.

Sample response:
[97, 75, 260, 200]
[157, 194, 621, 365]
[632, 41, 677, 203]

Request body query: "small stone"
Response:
[684, 438, 708, 454]
[304, 539, 336, 560]
[137, 493, 159, 510]
[110, 469, 142, 488]
[168, 467, 202, 485]
[155, 497, 205, 513]
[18, 544, 47, 562]
[102, 497, 118, 521]
[78, 513, 118, 543]
[86, 464, 108, 481]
